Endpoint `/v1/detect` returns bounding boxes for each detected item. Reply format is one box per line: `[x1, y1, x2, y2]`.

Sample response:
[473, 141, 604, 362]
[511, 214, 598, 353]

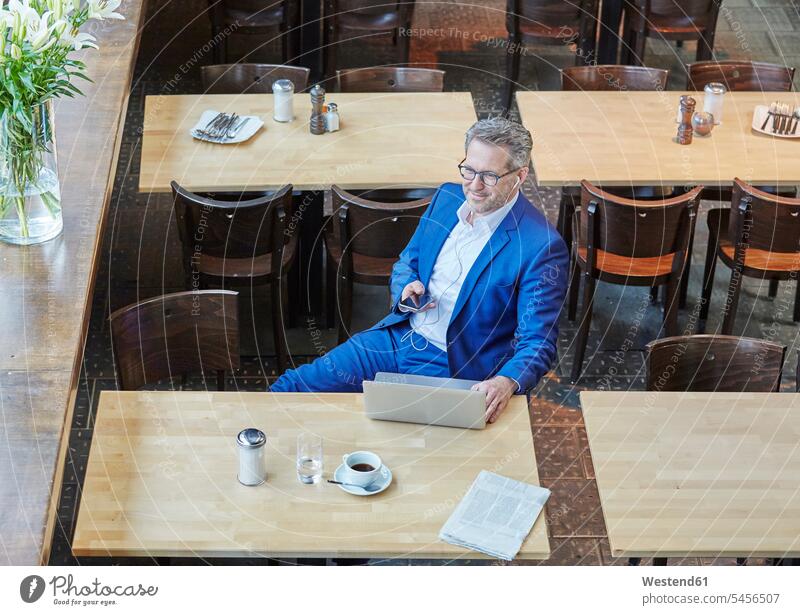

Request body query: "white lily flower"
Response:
[26, 11, 54, 51]
[86, 0, 123, 21]
[10, 42, 22, 60]
[61, 26, 97, 50]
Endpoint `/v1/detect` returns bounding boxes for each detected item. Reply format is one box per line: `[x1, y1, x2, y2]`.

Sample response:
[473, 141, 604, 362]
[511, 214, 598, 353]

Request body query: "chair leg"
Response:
[217, 370, 226, 391]
[336, 271, 353, 345]
[696, 29, 714, 61]
[324, 19, 337, 83]
[679, 231, 694, 309]
[271, 279, 289, 373]
[650, 286, 659, 304]
[326, 255, 337, 329]
[700, 237, 719, 324]
[568, 259, 581, 322]
[721, 265, 744, 335]
[794, 277, 800, 322]
[633, 30, 646, 66]
[663, 275, 680, 338]
[398, 25, 411, 64]
[504, 35, 521, 113]
[557, 190, 575, 254]
[769, 279, 779, 298]
[570, 276, 596, 383]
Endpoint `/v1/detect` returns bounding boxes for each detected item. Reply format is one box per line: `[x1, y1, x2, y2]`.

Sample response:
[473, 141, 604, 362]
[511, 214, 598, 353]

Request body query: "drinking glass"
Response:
[296, 433, 323, 484]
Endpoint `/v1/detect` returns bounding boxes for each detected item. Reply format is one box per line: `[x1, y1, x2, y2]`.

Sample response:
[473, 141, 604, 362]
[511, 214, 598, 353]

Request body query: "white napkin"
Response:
[190, 109, 263, 144]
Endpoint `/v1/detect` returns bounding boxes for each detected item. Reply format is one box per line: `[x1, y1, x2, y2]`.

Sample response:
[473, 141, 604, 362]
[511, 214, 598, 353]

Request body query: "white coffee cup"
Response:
[341, 451, 383, 488]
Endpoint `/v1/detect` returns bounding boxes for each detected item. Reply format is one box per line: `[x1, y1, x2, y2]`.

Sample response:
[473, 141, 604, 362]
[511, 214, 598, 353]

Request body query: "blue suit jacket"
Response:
[371, 183, 569, 394]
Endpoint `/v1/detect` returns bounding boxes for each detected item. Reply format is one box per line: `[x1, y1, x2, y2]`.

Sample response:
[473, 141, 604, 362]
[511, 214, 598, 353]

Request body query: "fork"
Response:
[196, 112, 228, 138]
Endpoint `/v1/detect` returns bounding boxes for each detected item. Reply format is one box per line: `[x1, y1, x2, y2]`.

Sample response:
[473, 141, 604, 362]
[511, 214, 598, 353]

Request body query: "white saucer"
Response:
[333, 463, 392, 496]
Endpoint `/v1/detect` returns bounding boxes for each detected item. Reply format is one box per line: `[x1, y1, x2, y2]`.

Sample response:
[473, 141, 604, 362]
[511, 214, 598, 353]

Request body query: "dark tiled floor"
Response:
[50, 0, 800, 565]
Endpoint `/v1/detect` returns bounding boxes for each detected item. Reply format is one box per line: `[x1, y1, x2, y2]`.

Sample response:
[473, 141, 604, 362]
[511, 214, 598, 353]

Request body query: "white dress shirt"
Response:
[403, 192, 519, 351]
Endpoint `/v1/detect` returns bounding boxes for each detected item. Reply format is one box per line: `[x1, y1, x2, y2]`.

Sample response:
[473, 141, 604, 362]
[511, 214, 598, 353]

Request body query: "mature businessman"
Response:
[271, 117, 569, 423]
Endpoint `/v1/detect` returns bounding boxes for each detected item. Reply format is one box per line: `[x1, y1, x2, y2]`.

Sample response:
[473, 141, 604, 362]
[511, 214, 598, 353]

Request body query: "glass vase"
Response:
[0, 102, 63, 245]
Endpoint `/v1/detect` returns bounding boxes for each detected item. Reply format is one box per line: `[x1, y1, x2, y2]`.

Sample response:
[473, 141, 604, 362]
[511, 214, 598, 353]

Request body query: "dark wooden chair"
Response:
[622, 0, 720, 66]
[504, 0, 600, 111]
[686, 61, 797, 302]
[325, 185, 430, 343]
[336, 67, 445, 93]
[201, 63, 310, 93]
[646, 334, 785, 392]
[557, 65, 672, 268]
[323, 0, 417, 81]
[687, 60, 796, 93]
[110, 290, 240, 391]
[640, 332, 786, 566]
[561, 64, 668, 91]
[207, 1, 300, 64]
[700, 179, 800, 336]
[171, 182, 296, 371]
[569, 180, 702, 382]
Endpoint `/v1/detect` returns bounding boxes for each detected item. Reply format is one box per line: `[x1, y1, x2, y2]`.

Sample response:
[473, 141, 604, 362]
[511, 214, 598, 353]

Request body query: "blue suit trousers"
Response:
[270, 322, 449, 392]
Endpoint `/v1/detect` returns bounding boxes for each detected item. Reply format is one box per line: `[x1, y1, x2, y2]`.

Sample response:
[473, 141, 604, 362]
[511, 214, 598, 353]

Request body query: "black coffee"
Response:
[351, 463, 375, 472]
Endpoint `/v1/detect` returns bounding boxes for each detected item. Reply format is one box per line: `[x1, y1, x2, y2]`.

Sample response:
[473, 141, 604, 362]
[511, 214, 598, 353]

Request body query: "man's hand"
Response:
[472, 376, 518, 423]
[400, 280, 436, 312]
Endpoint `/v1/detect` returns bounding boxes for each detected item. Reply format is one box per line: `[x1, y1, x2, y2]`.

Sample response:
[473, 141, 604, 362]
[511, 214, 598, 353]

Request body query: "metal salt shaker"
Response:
[272, 79, 294, 123]
[237, 428, 267, 486]
[325, 102, 340, 132]
[703, 82, 725, 125]
[309, 84, 326, 135]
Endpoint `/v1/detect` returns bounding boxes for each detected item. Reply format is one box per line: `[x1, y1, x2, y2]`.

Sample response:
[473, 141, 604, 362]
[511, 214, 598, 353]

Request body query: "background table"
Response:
[140, 92, 477, 193]
[581, 391, 800, 559]
[73, 392, 550, 560]
[517, 91, 800, 187]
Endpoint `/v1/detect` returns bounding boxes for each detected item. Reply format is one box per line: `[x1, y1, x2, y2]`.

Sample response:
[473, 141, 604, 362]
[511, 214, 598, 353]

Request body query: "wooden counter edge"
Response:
[38, 0, 148, 566]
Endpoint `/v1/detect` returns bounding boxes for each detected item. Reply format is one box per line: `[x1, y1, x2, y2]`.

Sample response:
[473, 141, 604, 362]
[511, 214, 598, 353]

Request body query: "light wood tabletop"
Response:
[72, 391, 549, 560]
[139, 92, 477, 193]
[581, 391, 800, 559]
[517, 91, 800, 187]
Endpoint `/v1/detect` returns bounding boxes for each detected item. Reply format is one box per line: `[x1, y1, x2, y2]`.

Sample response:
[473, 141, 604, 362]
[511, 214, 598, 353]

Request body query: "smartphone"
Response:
[400, 293, 434, 313]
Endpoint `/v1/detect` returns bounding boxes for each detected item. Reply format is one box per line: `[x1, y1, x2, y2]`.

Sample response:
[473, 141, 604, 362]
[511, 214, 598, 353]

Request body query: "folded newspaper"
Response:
[439, 470, 550, 560]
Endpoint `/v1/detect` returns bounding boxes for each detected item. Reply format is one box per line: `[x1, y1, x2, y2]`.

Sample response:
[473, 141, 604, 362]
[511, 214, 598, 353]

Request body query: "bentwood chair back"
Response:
[171, 182, 296, 371]
[336, 67, 445, 92]
[561, 65, 668, 91]
[110, 290, 240, 391]
[646, 334, 786, 392]
[201, 63, 310, 93]
[504, 0, 600, 110]
[323, 0, 417, 80]
[325, 185, 431, 343]
[622, 0, 720, 66]
[701, 179, 800, 335]
[686, 61, 796, 93]
[569, 180, 702, 382]
[206, 1, 300, 63]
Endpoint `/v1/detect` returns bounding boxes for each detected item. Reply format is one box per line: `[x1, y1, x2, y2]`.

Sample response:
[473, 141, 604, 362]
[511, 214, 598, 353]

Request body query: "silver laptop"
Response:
[363, 372, 487, 430]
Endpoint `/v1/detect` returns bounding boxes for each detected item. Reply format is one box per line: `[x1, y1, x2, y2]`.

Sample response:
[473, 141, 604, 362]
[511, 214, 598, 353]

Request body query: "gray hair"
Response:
[464, 117, 532, 170]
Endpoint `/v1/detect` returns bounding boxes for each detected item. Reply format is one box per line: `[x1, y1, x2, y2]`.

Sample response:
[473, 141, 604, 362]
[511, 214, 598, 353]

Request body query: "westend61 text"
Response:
[642, 576, 708, 587]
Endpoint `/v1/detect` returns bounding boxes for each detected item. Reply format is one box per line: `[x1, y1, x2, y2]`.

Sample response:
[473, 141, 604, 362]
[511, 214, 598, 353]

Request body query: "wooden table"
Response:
[581, 391, 800, 559]
[517, 91, 800, 187]
[72, 392, 550, 560]
[0, 1, 145, 565]
[139, 92, 477, 193]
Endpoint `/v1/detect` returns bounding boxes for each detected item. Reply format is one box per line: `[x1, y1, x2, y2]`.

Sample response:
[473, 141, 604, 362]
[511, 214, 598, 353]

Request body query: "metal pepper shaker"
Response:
[237, 428, 267, 486]
[309, 84, 326, 135]
[677, 96, 696, 145]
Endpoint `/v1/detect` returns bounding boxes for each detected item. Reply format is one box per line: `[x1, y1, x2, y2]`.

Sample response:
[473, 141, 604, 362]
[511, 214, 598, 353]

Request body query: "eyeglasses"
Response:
[458, 159, 519, 187]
